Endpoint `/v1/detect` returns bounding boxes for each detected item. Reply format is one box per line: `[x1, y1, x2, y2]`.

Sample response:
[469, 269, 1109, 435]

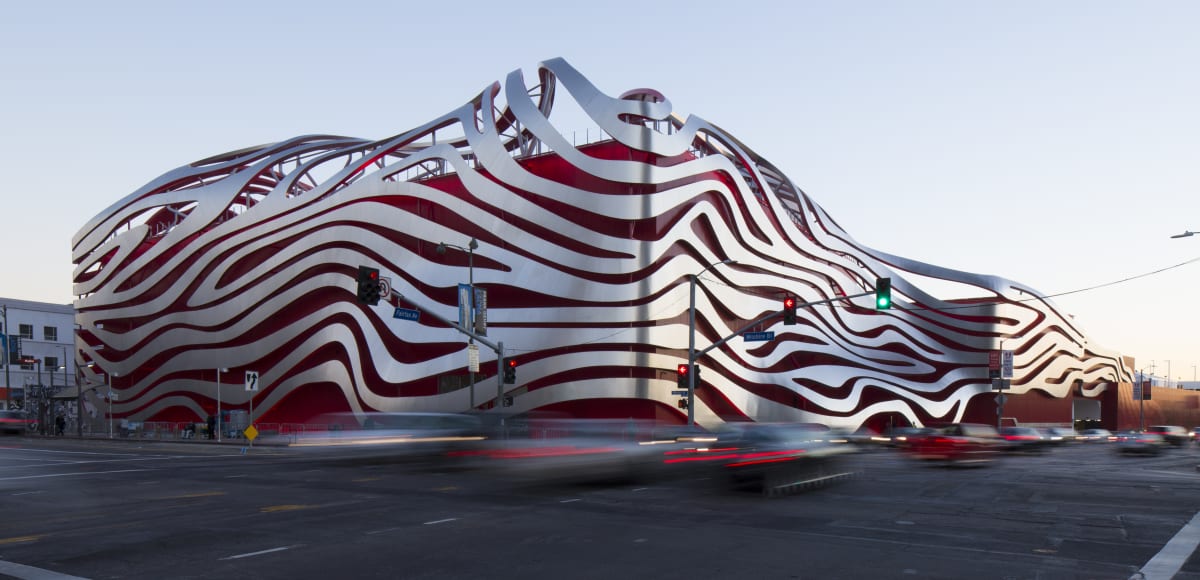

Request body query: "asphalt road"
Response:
[1, 436, 1199, 580]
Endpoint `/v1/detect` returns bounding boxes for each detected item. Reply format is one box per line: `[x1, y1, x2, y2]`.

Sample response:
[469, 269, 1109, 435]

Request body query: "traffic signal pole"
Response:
[392, 293, 506, 411]
[688, 288, 879, 426]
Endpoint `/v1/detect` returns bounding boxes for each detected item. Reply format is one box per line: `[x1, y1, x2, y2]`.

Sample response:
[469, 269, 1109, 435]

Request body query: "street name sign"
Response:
[742, 331, 775, 342]
[393, 308, 420, 321]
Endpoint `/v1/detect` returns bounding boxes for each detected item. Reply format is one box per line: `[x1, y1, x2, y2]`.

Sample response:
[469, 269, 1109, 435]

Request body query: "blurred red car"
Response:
[908, 423, 1001, 465]
[0, 410, 32, 435]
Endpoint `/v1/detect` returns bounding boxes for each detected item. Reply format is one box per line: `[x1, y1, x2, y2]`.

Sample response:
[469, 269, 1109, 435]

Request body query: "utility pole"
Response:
[1138, 369, 1146, 432]
[2, 304, 9, 409]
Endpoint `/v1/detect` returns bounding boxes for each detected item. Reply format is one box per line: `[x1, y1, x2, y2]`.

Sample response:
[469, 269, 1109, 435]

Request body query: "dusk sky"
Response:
[2, 1, 1196, 380]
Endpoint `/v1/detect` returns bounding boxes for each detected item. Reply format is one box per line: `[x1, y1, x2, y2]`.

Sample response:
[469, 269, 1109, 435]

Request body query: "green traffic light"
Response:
[874, 277, 892, 310]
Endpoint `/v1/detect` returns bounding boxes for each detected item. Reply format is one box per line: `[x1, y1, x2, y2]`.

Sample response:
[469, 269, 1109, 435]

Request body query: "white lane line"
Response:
[0, 559, 89, 579]
[559, 498, 581, 503]
[423, 518, 458, 525]
[366, 526, 405, 535]
[1136, 510, 1200, 580]
[0, 469, 150, 481]
[220, 545, 301, 560]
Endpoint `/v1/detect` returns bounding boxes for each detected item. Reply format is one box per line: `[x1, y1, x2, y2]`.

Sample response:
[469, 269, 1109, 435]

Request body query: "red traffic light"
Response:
[507, 358, 517, 368]
[677, 364, 689, 375]
[783, 297, 796, 309]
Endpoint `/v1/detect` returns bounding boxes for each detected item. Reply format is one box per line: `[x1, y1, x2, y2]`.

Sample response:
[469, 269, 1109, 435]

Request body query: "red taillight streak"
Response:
[725, 456, 798, 468]
[663, 453, 743, 464]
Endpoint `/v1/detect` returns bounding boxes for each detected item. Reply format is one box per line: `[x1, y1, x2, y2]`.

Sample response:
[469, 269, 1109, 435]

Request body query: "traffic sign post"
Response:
[468, 344, 480, 373]
[1000, 350, 1014, 380]
[245, 371, 259, 450]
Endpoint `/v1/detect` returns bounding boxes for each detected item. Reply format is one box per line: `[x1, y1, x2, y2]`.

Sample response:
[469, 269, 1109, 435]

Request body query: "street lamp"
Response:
[687, 259, 736, 426]
[216, 367, 228, 441]
[437, 237, 479, 410]
[107, 372, 117, 439]
[1169, 230, 1195, 239]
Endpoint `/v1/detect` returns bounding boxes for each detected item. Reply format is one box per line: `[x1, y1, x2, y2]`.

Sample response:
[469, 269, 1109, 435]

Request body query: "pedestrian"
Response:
[206, 414, 216, 440]
[55, 414, 65, 436]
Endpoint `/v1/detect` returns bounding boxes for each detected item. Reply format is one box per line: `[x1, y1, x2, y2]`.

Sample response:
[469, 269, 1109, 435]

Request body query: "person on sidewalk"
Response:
[206, 414, 216, 440]
[55, 414, 66, 436]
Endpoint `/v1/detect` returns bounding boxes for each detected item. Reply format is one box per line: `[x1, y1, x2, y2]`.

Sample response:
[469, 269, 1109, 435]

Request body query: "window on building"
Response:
[45, 356, 58, 371]
[44, 327, 57, 342]
[18, 324, 33, 339]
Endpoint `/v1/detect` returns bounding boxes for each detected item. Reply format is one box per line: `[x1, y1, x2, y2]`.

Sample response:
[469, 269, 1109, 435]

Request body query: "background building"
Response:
[1, 298, 77, 431]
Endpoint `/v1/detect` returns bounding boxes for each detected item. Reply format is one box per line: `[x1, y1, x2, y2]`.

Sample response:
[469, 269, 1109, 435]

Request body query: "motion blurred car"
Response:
[291, 412, 488, 465]
[999, 426, 1051, 453]
[1192, 427, 1200, 445]
[883, 426, 936, 450]
[1145, 425, 1189, 447]
[1044, 427, 1081, 444]
[0, 410, 31, 435]
[907, 423, 1001, 465]
[467, 419, 684, 485]
[827, 426, 888, 450]
[1114, 431, 1167, 455]
[706, 423, 858, 494]
[1079, 428, 1114, 442]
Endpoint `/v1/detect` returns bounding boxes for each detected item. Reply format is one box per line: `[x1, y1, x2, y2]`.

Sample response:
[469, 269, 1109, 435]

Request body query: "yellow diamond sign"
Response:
[243, 425, 259, 442]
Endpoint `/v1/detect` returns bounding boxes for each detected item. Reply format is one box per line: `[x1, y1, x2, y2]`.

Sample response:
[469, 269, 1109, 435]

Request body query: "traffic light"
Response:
[677, 363, 689, 389]
[783, 296, 797, 325]
[874, 277, 892, 310]
[503, 357, 517, 384]
[357, 266, 381, 305]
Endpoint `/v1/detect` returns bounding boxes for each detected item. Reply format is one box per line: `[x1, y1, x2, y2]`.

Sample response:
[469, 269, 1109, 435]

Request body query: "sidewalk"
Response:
[17, 431, 292, 449]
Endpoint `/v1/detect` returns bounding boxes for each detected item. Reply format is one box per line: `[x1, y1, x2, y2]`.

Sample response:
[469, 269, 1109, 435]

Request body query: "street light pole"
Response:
[107, 372, 114, 439]
[216, 368, 222, 442]
[438, 238, 480, 411]
[76, 369, 83, 437]
[2, 304, 8, 409]
[60, 348, 67, 435]
[35, 360, 44, 435]
[687, 259, 735, 426]
[1138, 369, 1145, 432]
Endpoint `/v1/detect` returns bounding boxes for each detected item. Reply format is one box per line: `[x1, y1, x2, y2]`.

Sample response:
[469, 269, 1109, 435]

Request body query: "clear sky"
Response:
[2, 1, 1197, 380]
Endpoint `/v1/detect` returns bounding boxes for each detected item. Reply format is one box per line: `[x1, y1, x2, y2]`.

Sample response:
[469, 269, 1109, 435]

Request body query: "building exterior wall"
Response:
[71, 58, 1136, 432]
[1106, 382, 1200, 431]
[1, 298, 77, 415]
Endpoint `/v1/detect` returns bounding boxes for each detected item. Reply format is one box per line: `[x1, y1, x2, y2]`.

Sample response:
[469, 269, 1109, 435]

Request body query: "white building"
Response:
[1, 297, 76, 411]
